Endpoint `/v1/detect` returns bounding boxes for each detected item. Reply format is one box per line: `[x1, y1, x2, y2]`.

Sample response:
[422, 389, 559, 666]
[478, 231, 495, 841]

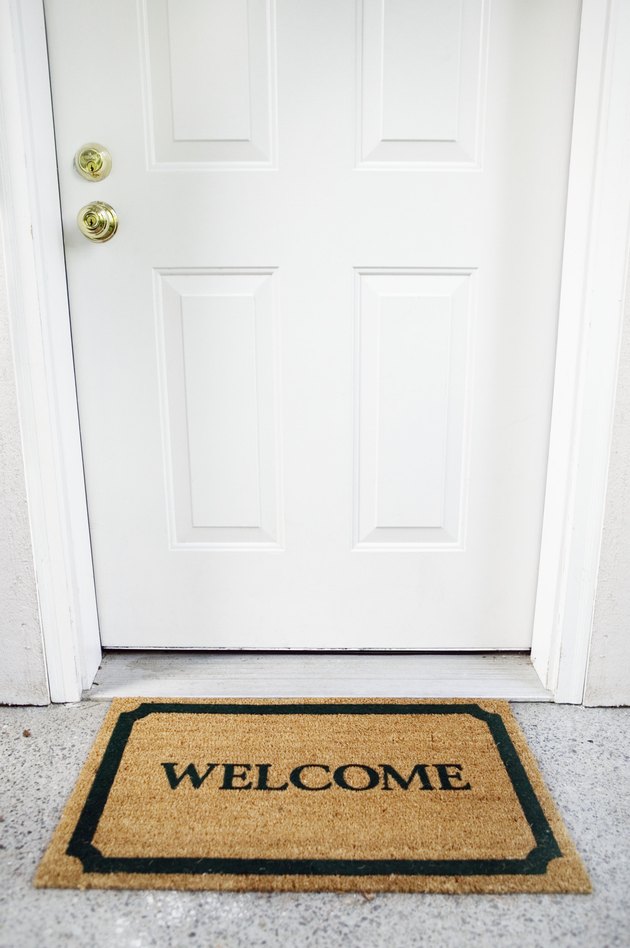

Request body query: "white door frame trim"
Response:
[531, 0, 630, 702]
[0, 0, 100, 702]
[2, 0, 629, 703]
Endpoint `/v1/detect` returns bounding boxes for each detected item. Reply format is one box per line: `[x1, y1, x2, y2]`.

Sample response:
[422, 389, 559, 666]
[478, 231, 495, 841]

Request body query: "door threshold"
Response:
[87, 651, 552, 702]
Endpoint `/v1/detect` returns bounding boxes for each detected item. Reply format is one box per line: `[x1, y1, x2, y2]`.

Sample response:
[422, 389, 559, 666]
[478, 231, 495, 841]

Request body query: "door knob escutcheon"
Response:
[74, 143, 112, 181]
[77, 201, 118, 242]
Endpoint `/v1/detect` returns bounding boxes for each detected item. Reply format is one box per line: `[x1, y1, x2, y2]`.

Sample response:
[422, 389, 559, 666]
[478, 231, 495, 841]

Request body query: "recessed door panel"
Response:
[358, 0, 487, 165]
[354, 269, 472, 548]
[157, 269, 282, 547]
[141, 0, 277, 165]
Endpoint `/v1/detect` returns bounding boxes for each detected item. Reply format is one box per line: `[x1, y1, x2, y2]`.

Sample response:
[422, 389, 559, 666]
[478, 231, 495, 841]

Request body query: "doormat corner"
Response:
[34, 697, 591, 894]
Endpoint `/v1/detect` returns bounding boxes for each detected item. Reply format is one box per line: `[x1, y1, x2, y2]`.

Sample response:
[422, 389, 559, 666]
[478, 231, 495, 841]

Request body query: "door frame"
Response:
[2, 0, 629, 702]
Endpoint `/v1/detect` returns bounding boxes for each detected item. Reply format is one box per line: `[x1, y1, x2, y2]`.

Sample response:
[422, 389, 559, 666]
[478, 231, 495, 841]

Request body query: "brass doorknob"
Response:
[77, 202, 118, 242]
[74, 143, 112, 181]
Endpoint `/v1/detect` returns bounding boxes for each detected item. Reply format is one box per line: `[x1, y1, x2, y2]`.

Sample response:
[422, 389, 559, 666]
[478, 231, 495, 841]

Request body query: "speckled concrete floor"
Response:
[0, 702, 628, 948]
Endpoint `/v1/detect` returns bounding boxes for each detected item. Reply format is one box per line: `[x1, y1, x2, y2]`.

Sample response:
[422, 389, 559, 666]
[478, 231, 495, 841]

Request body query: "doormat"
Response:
[35, 698, 590, 893]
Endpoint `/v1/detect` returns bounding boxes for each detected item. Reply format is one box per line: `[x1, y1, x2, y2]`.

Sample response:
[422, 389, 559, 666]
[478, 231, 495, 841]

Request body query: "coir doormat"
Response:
[35, 698, 590, 893]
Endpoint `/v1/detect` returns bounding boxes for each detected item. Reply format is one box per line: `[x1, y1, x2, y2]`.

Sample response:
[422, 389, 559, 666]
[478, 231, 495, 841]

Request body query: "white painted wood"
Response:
[91, 651, 552, 701]
[358, 0, 488, 166]
[0, 0, 101, 702]
[44, 0, 581, 652]
[141, 0, 277, 166]
[168, 0, 252, 142]
[183, 295, 260, 527]
[157, 269, 282, 546]
[381, 1, 460, 140]
[531, 0, 630, 703]
[355, 269, 471, 547]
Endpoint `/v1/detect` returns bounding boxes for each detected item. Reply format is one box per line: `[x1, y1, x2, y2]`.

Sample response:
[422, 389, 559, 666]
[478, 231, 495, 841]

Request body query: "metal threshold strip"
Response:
[89, 651, 551, 702]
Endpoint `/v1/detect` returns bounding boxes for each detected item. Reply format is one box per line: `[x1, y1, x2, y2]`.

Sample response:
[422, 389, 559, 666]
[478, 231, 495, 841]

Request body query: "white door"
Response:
[44, 0, 580, 649]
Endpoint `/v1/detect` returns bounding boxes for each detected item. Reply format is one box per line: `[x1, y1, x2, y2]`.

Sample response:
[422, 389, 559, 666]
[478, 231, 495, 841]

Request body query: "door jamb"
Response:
[530, 0, 630, 702]
[2, 0, 629, 702]
[0, 0, 100, 701]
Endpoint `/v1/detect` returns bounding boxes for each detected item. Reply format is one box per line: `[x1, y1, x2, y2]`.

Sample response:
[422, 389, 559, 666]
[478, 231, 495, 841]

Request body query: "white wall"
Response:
[0, 246, 49, 704]
[585, 271, 630, 706]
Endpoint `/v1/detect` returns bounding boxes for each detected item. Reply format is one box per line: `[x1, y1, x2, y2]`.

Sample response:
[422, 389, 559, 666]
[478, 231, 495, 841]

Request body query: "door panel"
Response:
[359, 0, 486, 164]
[157, 269, 282, 548]
[44, 0, 581, 648]
[143, 0, 277, 165]
[354, 269, 471, 548]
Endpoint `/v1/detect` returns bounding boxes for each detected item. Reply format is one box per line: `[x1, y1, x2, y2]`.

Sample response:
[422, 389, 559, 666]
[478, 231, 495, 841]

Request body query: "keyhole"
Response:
[75, 144, 110, 181]
[77, 200, 117, 241]
[82, 151, 102, 175]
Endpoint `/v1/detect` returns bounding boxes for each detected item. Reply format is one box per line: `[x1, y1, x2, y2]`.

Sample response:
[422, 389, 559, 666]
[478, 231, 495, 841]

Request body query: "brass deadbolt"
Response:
[74, 143, 112, 181]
